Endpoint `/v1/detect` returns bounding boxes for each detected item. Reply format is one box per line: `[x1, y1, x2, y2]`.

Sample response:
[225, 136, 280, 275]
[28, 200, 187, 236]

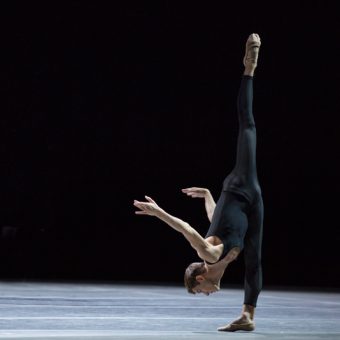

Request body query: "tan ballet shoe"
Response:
[218, 321, 255, 332]
[243, 33, 261, 67]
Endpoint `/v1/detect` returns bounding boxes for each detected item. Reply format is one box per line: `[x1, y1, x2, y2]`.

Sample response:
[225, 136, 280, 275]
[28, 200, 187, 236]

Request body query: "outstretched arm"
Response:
[182, 188, 216, 222]
[133, 196, 220, 263]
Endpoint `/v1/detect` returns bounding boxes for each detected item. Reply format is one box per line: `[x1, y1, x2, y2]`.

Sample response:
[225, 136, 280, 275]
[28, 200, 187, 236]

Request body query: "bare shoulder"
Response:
[197, 240, 224, 263]
[205, 235, 223, 246]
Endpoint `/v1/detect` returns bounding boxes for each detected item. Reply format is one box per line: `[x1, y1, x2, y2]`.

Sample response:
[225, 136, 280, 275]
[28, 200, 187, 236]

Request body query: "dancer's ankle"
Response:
[242, 304, 255, 320]
[243, 66, 256, 77]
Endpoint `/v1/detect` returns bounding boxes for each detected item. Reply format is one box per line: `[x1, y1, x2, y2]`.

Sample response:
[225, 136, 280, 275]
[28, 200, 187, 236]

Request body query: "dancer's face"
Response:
[192, 278, 220, 296]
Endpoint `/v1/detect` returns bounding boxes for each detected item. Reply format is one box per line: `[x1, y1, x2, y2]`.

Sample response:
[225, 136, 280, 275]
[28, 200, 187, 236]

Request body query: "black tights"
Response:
[206, 75, 263, 307]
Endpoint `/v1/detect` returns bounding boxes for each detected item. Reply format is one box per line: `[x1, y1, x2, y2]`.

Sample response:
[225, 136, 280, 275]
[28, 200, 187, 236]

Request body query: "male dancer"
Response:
[134, 33, 263, 332]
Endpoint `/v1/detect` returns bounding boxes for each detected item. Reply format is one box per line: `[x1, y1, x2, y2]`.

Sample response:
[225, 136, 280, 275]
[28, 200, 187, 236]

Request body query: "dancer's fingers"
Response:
[134, 200, 148, 205]
[135, 211, 148, 215]
[133, 201, 147, 210]
[145, 195, 156, 203]
[184, 192, 194, 196]
[182, 188, 206, 198]
[182, 187, 198, 192]
[186, 192, 203, 198]
[136, 202, 148, 209]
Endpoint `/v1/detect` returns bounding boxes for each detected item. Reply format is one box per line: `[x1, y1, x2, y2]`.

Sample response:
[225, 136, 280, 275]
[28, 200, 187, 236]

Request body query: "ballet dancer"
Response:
[134, 33, 263, 332]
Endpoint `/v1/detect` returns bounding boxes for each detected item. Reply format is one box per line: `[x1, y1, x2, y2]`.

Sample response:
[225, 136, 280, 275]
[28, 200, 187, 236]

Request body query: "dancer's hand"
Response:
[134, 196, 162, 216]
[182, 187, 216, 222]
[182, 187, 210, 199]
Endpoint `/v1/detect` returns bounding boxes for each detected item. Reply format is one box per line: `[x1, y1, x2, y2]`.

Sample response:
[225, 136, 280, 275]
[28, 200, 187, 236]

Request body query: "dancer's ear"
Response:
[196, 275, 205, 282]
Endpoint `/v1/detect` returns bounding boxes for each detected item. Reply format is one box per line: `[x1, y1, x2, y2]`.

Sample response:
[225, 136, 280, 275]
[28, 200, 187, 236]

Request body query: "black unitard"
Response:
[205, 75, 264, 307]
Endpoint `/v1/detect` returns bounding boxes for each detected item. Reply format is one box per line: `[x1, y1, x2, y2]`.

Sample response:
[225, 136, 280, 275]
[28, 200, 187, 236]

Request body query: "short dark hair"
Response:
[184, 262, 206, 294]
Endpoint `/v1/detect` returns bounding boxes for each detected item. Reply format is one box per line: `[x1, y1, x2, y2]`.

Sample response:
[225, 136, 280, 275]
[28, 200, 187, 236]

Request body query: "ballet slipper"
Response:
[243, 33, 261, 67]
[218, 321, 255, 332]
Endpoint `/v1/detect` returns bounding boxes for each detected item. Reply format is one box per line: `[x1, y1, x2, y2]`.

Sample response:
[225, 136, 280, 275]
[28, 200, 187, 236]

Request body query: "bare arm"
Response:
[133, 196, 220, 263]
[182, 188, 216, 222]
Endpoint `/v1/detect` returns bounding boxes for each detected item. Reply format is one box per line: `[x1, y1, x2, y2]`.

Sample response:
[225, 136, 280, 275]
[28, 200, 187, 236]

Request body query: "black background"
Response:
[0, 1, 339, 288]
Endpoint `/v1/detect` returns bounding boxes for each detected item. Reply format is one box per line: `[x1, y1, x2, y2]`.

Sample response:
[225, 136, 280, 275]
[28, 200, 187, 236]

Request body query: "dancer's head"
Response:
[184, 262, 220, 296]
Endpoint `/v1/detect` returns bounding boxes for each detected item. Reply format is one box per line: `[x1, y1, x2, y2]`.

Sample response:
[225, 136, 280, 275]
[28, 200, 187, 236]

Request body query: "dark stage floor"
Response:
[0, 281, 339, 339]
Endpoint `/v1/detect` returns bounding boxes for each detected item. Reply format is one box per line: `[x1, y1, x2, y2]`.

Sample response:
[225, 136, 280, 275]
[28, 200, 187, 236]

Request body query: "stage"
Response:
[0, 281, 339, 339]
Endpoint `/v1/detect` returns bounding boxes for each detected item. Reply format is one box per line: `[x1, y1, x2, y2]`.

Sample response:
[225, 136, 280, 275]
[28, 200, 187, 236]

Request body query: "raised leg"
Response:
[233, 74, 257, 181]
[233, 34, 261, 181]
